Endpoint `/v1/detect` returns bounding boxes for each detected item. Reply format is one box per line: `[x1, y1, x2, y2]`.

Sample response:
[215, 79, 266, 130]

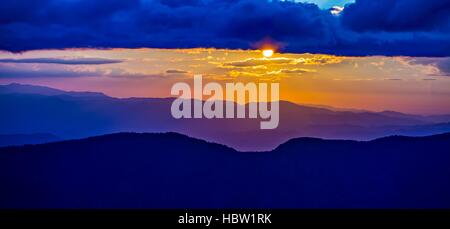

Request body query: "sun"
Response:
[262, 49, 274, 58]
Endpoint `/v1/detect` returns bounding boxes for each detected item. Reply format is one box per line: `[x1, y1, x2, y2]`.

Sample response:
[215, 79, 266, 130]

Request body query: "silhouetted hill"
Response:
[0, 133, 61, 147]
[2, 83, 450, 150]
[1, 132, 449, 208]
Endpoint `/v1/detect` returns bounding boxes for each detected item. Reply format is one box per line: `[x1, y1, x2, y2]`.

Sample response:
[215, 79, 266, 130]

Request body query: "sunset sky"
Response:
[1, 48, 449, 114]
[1, 0, 450, 114]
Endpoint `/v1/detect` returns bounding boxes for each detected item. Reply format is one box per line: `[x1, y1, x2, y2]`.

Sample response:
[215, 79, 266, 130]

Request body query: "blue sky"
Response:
[299, 0, 355, 8]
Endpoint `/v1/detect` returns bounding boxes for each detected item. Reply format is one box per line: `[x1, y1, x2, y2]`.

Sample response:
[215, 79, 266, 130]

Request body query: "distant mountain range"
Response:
[1, 132, 449, 208]
[1, 83, 450, 151]
[0, 83, 106, 97]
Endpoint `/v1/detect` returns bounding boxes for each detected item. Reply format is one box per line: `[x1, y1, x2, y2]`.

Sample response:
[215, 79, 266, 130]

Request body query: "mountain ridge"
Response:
[1, 131, 450, 208]
[4, 131, 450, 152]
[2, 83, 450, 150]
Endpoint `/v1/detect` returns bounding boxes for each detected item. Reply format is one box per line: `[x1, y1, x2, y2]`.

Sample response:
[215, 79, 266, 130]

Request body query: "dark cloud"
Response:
[0, 65, 94, 78]
[166, 69, 188, 74]
[277, 68, 313, 74]
[223, 58, 295, 67]
[0, 0, 449, 56]
[0, 58, 124, 65]
[341, 0, 450, 32]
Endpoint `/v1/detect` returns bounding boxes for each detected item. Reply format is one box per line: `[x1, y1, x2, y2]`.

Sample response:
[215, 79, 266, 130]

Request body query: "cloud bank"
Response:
[0, 0, 449, 56]
[0, 57, 123, 65]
